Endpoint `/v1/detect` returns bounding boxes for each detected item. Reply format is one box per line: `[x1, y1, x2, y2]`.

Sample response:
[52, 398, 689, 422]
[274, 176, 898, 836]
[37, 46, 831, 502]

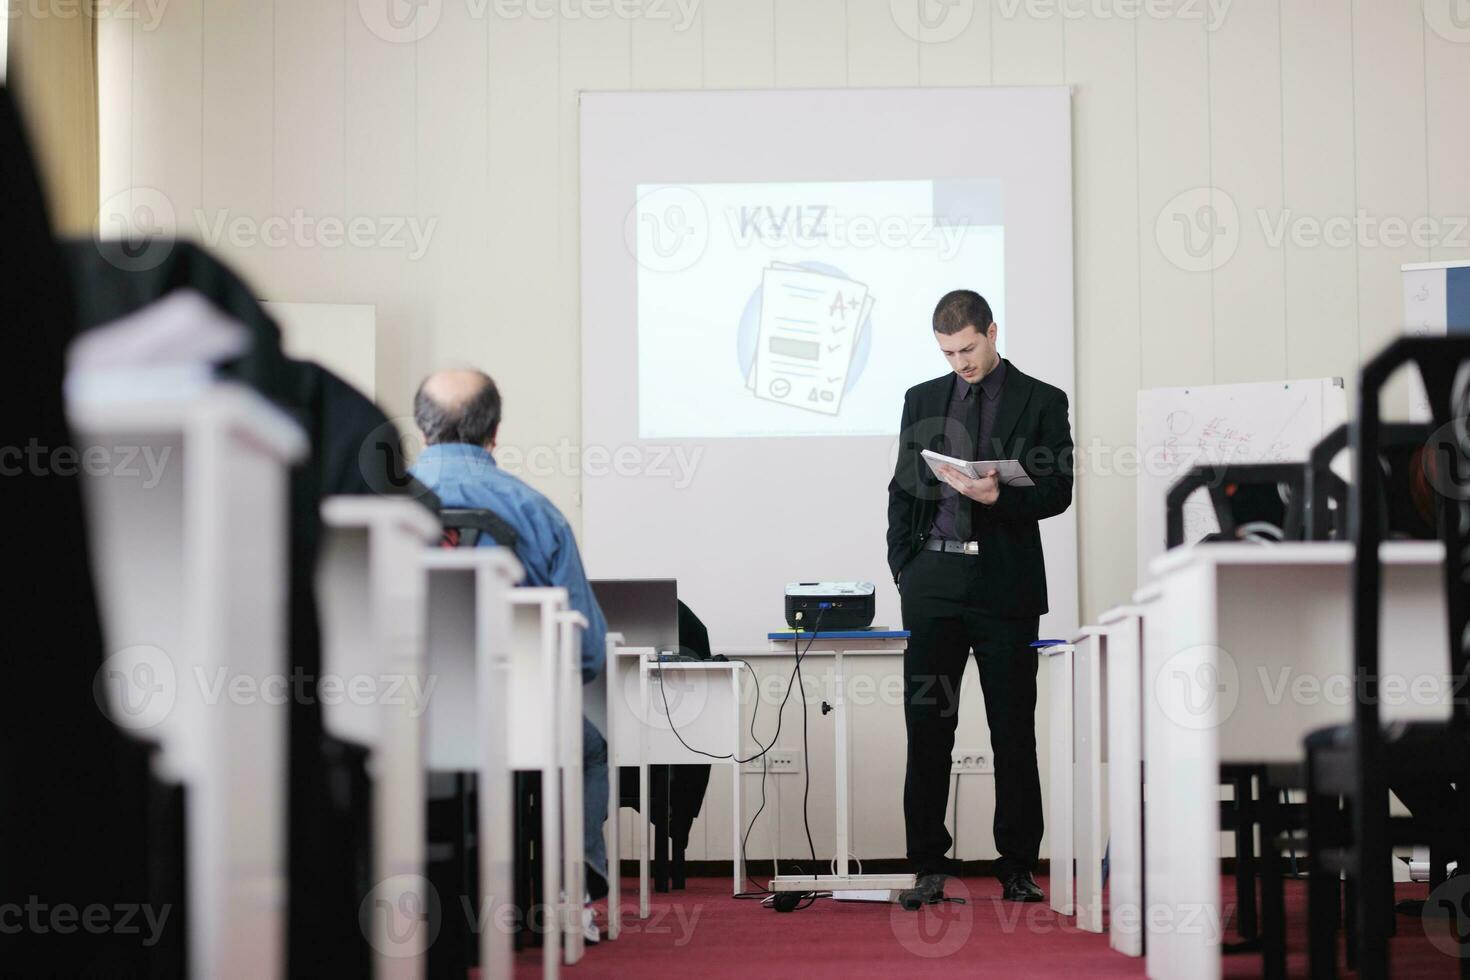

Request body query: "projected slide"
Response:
[632, 179, 1004, 439]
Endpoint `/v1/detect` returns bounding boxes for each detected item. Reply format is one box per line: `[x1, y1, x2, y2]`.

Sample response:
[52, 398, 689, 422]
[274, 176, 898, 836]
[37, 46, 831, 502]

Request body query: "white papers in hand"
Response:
[920, 449, 1035, 487]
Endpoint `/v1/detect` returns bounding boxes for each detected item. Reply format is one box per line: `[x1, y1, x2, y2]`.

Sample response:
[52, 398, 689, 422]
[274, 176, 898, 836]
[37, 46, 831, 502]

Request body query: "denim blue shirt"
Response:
[412, 443, 607, 683]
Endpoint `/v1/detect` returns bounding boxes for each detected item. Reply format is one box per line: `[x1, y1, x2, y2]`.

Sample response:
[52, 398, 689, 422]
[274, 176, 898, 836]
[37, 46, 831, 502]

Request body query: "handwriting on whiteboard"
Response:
[1160, 407, 1300, 471]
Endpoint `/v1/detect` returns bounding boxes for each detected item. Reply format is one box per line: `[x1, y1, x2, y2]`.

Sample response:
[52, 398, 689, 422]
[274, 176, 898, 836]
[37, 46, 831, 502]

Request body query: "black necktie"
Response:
[956, 384, 981, 542]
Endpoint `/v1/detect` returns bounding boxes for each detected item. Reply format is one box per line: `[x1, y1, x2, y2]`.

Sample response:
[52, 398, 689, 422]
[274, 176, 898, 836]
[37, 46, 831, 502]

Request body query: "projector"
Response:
[784, 582, 876, 631]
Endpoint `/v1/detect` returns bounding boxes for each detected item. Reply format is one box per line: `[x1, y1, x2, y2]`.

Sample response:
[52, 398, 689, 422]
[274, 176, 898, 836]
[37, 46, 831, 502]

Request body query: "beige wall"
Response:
[98, 0, 1470, 625]
[96, 0, 1470, 864]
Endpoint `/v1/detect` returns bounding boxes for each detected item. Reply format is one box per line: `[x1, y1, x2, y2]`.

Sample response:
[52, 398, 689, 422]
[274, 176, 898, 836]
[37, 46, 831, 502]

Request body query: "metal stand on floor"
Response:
[768, 639, 915, 902]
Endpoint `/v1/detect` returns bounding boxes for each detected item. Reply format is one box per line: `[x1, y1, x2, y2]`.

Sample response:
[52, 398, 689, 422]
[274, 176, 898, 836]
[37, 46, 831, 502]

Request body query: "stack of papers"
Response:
[920, 449, 1035, 487]
[746, 263, 874, 416]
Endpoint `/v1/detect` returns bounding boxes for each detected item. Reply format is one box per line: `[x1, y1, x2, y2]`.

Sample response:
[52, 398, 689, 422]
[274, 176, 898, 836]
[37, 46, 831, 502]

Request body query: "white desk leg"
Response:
[606, 683, 621, 941]
[833, 649, 849, 878]
[480, 678, 512, 980]
[1108, 620, 1143, 957]
[638, 760, 650, 919]
[1075, 635, 1104, 932]
[562, 704, 585, 963]
[731, 670, 744, 897]
[1047, 646, 1074, 916]
[1146, 569, 1223, 980]
[541, 731, 560, 978]
[638, 659, 650, 920]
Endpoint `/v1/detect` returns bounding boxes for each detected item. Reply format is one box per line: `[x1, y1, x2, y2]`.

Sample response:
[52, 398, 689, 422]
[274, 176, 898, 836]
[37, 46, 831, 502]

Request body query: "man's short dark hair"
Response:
[414, 371, 502, 446]
[932, 290, 994, 336]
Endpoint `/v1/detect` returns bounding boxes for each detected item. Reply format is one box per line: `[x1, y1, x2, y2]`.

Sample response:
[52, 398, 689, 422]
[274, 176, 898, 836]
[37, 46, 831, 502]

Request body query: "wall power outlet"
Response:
[951, 749, 994, 774]
[744, 749, 802, 774]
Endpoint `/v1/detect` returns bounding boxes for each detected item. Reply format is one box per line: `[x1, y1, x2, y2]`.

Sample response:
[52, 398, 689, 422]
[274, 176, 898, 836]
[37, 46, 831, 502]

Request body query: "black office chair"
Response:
[439, 507, 521, 550]
[1165, 464, 1313, 967]
[1304, 335, 1470, 979]
[1165, 461, 1309, 549]
[617, 600, 716, 892]
[1305, 422, 1434, 541]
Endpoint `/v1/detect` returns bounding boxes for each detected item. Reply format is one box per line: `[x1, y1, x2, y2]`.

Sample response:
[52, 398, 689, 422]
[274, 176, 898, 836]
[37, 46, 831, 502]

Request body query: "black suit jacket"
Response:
[886, 359, 1074, 617]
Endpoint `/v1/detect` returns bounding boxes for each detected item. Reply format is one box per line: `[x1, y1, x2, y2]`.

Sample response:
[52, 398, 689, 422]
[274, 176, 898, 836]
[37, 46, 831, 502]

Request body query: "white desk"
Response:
[504, 588, 581, 971]
[317, 497, 441, 979]
[1056, 608, 1149, 946]
[1098, 597, 1152, 958]
[553, 607, 588, 965]
[766, 632, 915, 898]
[71, 381, 306, 980]
[1070, 625, 1109, 933]
[420, 550, 524, 980]
[1038, 639, 1074, 917]
[1144, 542, 1450, 980]
[592, 642, 746, 920]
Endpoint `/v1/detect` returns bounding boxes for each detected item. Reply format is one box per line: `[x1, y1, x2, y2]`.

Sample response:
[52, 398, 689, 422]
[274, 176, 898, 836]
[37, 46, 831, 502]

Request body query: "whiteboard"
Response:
[262, 301, 377, 400]
[1401, 261, 1470, 421]
[1136, 378, 1347, 582]
[579, 87, 1077, 652]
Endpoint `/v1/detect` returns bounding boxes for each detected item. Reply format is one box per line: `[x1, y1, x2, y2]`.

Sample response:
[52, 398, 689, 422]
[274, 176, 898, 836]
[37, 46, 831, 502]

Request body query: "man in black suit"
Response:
[888, 290, 1074, 908]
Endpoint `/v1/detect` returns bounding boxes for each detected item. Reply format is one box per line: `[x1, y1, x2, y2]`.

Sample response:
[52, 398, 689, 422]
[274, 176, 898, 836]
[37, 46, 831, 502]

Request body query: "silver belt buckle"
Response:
[962, 541, 979, 556]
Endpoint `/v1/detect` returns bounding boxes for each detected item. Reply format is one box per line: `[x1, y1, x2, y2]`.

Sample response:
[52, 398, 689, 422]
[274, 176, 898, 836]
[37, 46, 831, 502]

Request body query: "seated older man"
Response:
[410, 368, 610, 939]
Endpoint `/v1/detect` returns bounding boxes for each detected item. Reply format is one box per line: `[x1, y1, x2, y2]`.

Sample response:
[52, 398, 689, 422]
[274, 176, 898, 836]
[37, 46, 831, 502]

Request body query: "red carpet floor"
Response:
[504, 876, 1460, 978]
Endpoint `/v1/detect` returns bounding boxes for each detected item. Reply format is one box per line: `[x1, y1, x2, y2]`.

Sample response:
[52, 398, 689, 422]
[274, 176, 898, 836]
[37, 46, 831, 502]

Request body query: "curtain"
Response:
[6, 0, 99, 234]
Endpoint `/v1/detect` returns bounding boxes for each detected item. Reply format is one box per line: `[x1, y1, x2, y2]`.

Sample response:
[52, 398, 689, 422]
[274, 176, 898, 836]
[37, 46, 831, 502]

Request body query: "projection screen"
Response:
[579, 87, 1076, 652]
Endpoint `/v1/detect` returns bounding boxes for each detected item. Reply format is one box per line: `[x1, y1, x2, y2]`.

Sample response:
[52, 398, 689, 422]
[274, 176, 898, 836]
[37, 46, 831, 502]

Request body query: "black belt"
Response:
[924, 537, 979, 556]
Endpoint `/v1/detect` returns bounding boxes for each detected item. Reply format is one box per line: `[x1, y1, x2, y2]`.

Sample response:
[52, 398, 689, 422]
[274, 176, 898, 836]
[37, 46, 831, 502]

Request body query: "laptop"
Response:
[590, 578, 680, 654]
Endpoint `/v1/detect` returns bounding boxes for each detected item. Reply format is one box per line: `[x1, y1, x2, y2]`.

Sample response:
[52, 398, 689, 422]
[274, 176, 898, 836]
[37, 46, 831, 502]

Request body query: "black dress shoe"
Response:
[898, 873, 948, 911]
[1001, 871, 1044, 903]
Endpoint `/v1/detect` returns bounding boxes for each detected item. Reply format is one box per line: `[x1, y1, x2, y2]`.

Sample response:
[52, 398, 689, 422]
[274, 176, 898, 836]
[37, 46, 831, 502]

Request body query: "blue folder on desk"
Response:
[767, 629, 910, 640]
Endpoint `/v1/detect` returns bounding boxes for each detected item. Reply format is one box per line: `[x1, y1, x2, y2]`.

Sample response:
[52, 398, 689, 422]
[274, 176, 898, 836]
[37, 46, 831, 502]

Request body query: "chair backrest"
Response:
[440, 507, 519, 550]
[1164, 462, 1307, 549]
[1306, 421, 1433, 540]
[1353, 336, 1470, 739]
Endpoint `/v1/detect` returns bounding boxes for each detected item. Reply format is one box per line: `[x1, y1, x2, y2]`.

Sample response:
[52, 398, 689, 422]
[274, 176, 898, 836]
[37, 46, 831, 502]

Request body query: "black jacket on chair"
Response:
[885, 359, 1074, 617]
[59, 237, 435, 980]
